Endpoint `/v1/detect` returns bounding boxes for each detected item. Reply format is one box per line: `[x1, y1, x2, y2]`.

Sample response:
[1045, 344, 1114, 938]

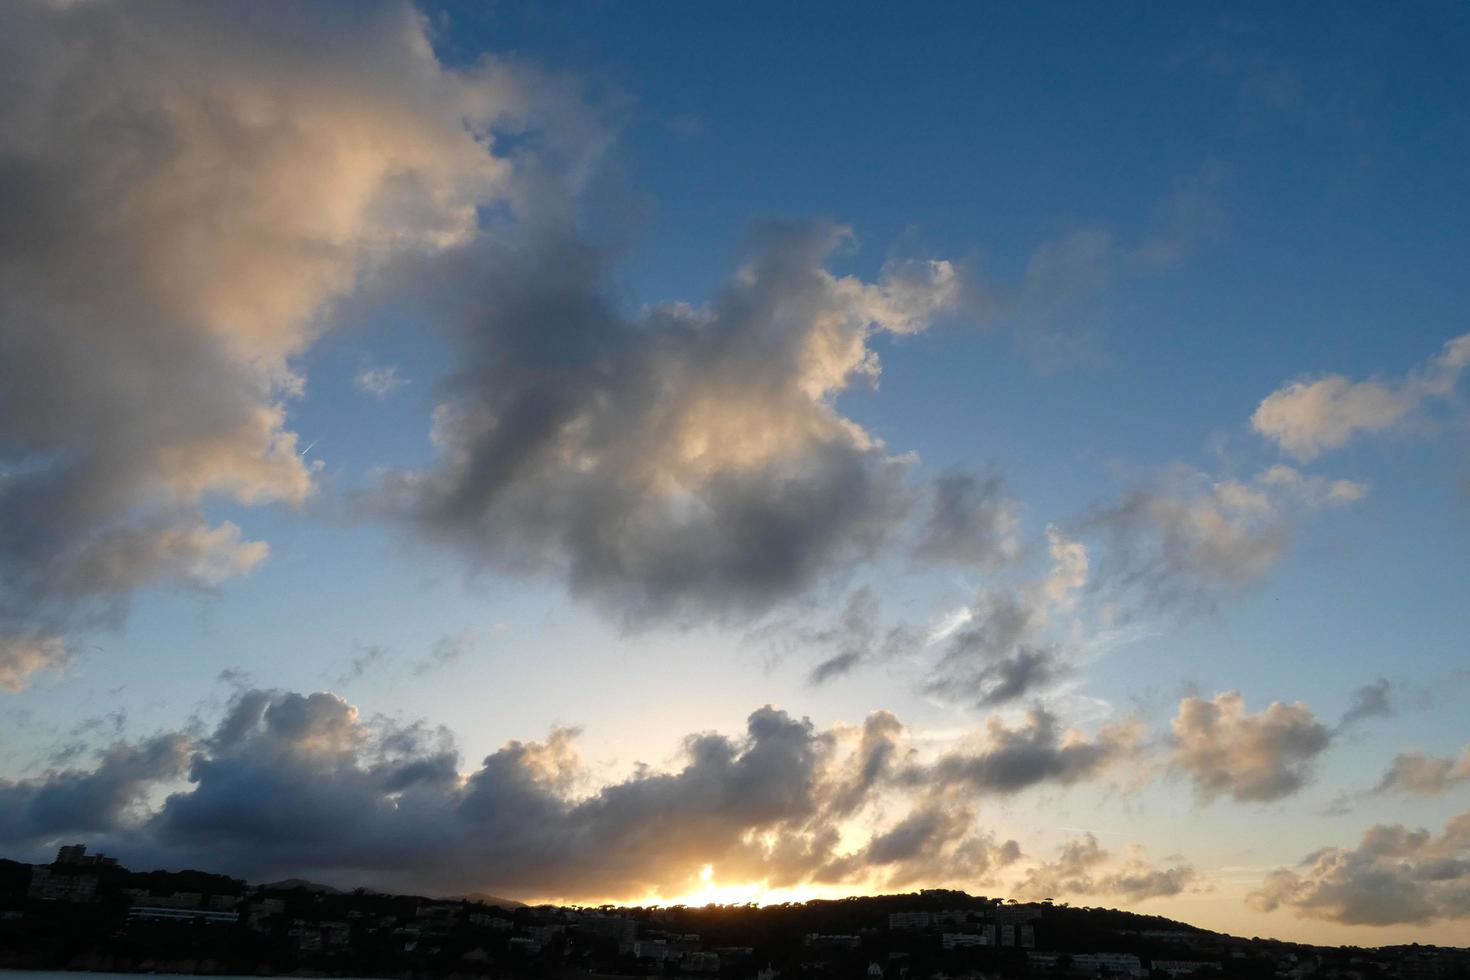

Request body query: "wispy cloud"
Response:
[355, 364, 410, 399]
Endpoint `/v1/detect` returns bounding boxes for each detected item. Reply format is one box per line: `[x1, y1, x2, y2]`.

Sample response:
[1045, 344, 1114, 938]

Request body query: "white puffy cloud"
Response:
[381, 222, 962, 624]
[1170, 691, 1333, 803]
[911, 708, 1142, 795]
[0, 0, 536, 687]
[1252, 333, 1470, 460]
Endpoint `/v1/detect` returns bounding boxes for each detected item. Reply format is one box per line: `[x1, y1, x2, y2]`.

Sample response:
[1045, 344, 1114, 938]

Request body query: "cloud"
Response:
[412, 631, 477, 677]
[379, 221, 961, 625]
[336, 644, 391, 686]
[824, 803, 1022, 891]
[1252, 332, 1470, 460]
[1089, 464, 1366, 611]
[0, 0, 535, 688]
[1248, 810, 1470, 925]
[921, 526, 1089, 708]
[1041, 524, 1090, 608]
[0, 634, 74, 693]
[1098, 847, 1200, 902]
[1371, 749, 1470, 797]
[956, 647, 1068, 710]
[1013, 835, 1196, 903]
[1170, 691, 1333, 803]
[912, 707, 1142, 795]
[1008, 167, 1224, 370]
[0, 734, 193, 842]
[914, 472, 1023, 569]
[1, 687, 1111, 900]
[355, 364, 410, 399]
[923, 590, 1068, 708]
[802, 588, 921, 686]
[1339, 678, 1393, 730]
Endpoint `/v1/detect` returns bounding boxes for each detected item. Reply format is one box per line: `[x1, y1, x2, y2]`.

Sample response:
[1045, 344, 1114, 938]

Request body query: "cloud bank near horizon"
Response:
[0, 683, 1416, 912]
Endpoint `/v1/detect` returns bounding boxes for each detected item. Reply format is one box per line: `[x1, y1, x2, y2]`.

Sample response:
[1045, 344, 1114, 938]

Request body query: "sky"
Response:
[2, 0, 1469, 948]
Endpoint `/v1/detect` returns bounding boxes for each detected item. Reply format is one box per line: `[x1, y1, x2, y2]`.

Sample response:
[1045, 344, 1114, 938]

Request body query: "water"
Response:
[3, 974, 380, 980]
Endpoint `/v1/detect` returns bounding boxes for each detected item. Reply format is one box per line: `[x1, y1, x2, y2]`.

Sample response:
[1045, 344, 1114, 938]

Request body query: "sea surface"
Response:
[3, 973, 380, 979]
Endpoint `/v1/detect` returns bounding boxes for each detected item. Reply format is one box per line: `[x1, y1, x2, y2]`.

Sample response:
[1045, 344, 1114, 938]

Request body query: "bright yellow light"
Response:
[647, 876, 857, 908]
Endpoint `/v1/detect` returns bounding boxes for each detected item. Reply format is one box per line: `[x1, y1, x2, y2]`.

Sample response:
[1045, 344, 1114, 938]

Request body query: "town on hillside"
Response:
[2, 846, 1465, 980]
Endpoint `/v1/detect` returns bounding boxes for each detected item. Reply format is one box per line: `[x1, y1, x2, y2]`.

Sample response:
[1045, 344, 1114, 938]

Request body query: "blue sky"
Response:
[2, 0, 1469, 946]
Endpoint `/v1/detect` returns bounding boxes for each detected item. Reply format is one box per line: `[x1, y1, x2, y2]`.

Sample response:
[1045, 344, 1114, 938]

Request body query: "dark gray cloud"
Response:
[822, 803, 1021, 891]
[1249, 810, 1470, 925]
[961, 647, 1068, 709]
[923, 590, 1071, 709]
[0, 687, 1144, 899]
[379, 221, 960, 626]
[914, 472, 1022, 569]
[0, 734, 192, 843]
[0, 0, 533, 689]
[1170, 691, 1333, 803]
[910, 708, 1141, 795]
[826, 710, 906, 818]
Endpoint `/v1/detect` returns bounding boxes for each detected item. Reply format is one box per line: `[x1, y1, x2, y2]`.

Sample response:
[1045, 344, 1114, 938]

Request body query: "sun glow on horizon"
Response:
[526, 868, 869, 910]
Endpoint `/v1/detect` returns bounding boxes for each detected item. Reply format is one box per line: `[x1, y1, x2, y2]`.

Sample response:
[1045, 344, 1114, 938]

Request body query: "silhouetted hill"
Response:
[2, 851, 1465, 978]
[454, 890, 526, 909]
[260, 877, 342, 894]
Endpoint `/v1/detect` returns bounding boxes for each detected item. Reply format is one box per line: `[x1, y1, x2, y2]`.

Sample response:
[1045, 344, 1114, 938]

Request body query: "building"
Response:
[633, 940, 671, 961]
[804, 933, 861, 950]
[128, 907, 240, 925]
[577, 913, 636, 946]
[888, 911, 931, 930]
[1153, 961, 1220, 976]
[942, 932, 991, 949]
[52, 844, 117, 868]
[28, 867, 99, 902]
[682, 951, 720, 973]
[1071, 952, 1146, 977]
